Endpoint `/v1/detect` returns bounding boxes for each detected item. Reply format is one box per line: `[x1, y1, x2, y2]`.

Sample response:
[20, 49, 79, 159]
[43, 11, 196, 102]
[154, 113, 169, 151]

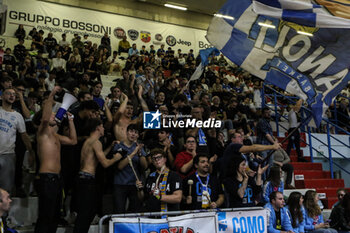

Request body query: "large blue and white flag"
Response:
[207, 0, 350, 126]
[252, 0, 350, 28]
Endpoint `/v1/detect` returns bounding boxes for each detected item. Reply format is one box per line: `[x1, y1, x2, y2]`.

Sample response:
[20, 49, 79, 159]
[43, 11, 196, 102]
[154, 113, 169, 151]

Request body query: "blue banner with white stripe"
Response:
[207, 0, 350, 126]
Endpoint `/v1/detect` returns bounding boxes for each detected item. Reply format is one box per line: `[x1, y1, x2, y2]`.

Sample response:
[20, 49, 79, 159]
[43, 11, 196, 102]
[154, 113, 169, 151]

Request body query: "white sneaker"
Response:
[66, 211, 77, 225]
[91, 215, 101, 225]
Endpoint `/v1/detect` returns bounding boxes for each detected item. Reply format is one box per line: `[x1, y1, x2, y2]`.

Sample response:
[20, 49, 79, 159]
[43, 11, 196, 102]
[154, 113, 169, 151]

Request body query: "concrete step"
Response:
[294, 170, 331, 179]
[291, 162, 323, 170]
[8, 194, 115, 229]
[9, 197, 38, 227]
[289, 150, 304, 157]
[316, 187, 350, 198]
[283, 188, 315, 198]
[290, 156, 311, 162]
[295, 178, 345, 189]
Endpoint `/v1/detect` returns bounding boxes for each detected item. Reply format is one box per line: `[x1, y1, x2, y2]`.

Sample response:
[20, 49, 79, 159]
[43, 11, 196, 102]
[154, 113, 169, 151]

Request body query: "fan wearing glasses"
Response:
[137, 148, 182, 213]
[332, 188, 348, 209]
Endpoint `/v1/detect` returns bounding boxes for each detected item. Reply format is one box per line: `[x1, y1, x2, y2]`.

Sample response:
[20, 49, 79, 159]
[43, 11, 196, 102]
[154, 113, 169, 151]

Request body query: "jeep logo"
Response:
[177, 39, 191, 46]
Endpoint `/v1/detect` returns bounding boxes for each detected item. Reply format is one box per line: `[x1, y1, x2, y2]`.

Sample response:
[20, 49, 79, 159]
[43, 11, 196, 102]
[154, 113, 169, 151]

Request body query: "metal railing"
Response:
[263, 84, 350, 178]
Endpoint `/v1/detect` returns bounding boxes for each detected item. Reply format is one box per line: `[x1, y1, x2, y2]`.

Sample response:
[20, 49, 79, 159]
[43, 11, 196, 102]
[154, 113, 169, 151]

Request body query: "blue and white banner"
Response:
[110, 217, 169, 233]
[252, 0, 350, 28]
[109, 210, 267, 233]
[206, 0, 350, 126]
[218, 209, 267, 233]
[110, 212, 217, 233]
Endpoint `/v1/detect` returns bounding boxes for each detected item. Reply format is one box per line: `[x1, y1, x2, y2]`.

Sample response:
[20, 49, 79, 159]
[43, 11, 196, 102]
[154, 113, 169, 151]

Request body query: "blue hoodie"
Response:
[304, 207, 324, 231]
[265, 202, 293, 233]
[263, 181, 284, 203]
[286, 205, 306, 233]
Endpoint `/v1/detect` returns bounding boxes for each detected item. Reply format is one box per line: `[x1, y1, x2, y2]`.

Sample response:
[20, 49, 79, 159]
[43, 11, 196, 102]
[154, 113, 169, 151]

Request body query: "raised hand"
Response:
[257, 164, 269, 175]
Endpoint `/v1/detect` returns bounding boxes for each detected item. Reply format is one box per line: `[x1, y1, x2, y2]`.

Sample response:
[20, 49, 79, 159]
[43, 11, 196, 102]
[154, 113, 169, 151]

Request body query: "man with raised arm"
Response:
[73, 118, 122, 233]
[113, 85, 148, 142]
[34, 86, 77, 233]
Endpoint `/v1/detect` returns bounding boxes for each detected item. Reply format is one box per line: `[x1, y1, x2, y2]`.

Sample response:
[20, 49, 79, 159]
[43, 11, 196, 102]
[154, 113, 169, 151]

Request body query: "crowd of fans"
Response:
[0, 24, 350, 233]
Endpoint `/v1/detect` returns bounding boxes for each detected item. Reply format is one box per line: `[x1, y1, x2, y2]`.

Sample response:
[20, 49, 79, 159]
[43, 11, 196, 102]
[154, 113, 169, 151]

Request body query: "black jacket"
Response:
[329, 205, 350, 231]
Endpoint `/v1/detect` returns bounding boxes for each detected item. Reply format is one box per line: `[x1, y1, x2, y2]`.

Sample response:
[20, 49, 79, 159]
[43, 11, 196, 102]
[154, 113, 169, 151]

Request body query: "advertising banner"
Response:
[110, 212, 217, 233]
[217, 209, 268, 233]
[109, 210, 267, 233]
[3, 0, 211, 53]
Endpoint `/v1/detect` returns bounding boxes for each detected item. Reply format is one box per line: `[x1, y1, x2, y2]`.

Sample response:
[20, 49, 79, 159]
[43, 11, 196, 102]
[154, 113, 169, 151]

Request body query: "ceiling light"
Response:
[297, 31, 313, 36]
[164, 4, 187, 11]
[214, 13, 234, 20]
[258, 22, 276, 29]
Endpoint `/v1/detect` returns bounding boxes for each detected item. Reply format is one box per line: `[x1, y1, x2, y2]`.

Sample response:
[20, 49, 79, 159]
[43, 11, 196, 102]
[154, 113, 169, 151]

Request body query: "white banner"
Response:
[3, 0, 212, 54]
[168, 212, 218, 233]
[109, 209, 267, 233]
[110, 212, 217, 233]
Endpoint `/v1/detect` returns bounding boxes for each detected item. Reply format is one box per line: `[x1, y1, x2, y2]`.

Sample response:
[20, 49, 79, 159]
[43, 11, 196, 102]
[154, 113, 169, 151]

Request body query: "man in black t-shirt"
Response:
[183, 154, 224, 210]
[220, 132, 280, 177]
[139, 149, 182, 213]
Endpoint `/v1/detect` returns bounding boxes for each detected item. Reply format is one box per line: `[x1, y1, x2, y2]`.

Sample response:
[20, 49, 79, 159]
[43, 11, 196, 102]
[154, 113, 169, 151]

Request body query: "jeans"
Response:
[34, 173, 62, 233]
[282, 163, 294, 185]
[73, 173, 97, 233]
[0, 153, 16, 193]
[113, 184, 141, 213]
[308, 228, 338, 233]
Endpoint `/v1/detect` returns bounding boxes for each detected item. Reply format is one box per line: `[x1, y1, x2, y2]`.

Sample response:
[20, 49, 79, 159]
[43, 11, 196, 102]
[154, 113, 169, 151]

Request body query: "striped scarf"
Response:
[158, 168, 169, 218]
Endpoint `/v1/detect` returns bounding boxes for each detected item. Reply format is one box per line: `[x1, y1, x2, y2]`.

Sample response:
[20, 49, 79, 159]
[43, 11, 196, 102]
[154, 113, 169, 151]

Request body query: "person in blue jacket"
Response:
[286, 192, 305, 233]
[265, 191, 294, 233]
[303, 190, 337, 233]
[263, 166, 284, 203]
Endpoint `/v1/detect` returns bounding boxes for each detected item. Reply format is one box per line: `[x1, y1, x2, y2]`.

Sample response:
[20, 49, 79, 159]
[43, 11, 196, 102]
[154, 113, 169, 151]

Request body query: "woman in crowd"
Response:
[329, 193, 350, 232]
[223, 153, 267, 208]
[263, 166, 284, 203]
[15, 24, 26, 40]
[286, 192, 305, 233]
[304, 190, 337, 233]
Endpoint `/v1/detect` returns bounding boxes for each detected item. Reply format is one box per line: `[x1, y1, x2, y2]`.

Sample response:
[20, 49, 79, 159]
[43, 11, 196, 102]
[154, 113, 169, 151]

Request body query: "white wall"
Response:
[4, 0, 213, 55]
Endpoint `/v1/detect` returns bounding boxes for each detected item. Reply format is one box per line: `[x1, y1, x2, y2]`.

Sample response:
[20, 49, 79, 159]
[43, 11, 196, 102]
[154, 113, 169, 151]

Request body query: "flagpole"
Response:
[260, 115, 311, 165]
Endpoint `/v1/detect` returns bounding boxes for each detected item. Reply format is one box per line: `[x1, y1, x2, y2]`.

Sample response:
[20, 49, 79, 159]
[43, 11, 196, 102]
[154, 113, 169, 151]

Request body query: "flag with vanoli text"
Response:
[206, 0, 350, 126]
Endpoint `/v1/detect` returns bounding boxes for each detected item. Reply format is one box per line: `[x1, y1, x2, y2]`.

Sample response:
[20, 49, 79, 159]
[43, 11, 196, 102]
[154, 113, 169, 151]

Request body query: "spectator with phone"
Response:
[304, 190, 337, 233]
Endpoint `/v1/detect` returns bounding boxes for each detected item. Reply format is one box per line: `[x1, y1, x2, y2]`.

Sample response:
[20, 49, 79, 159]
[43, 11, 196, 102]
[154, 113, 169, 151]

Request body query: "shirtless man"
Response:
[34, 86, 77, 233]
[73, 118, 122, 233]
[113, 86, 148, 142]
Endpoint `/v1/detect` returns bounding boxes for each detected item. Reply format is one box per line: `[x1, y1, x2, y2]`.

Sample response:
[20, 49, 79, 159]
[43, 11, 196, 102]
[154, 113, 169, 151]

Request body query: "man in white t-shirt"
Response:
[0, 88, 34, 193]
[45, 70, 56, 91]
[51, 51, 66, 72]
[107, 51, 120, 74]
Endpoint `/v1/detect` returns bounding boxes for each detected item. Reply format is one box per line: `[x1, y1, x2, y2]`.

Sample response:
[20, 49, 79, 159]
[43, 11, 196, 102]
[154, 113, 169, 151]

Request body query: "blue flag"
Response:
[188, 47, 220, 83]
[206, 0, 350, 126]
[252, 0, 350, 28]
